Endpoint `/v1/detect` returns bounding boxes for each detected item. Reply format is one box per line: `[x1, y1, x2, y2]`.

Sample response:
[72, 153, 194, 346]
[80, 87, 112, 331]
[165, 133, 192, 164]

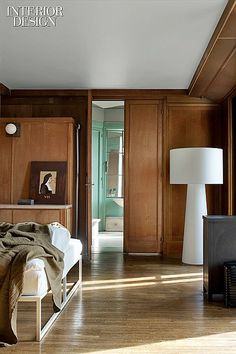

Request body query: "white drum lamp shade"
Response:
[170, 148, 223, 265]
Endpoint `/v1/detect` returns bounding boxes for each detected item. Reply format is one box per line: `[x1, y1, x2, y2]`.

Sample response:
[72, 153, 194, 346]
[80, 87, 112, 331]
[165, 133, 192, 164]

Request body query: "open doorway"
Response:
[91, 100, 124, 253]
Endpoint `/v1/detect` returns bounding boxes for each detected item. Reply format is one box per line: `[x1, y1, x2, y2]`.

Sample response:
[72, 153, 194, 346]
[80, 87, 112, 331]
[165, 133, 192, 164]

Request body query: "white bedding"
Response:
[22, 236, 82, 296]
[25, 223, 73, 273]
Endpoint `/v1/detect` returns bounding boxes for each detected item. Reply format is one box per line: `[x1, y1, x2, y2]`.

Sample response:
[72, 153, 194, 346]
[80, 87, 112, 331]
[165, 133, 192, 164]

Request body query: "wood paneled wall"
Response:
[125, 100, 163, 253]
[1, 90, 224, 258]
[1, 94, 89, 254]
[163, 102, 223, 257]
[222, 87, 236, 216]
[0, 117, 74, 205]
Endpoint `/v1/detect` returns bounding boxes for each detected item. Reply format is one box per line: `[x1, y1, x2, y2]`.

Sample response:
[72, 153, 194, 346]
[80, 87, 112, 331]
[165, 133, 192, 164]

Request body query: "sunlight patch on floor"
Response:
[83, 276, 156, 285]
[161, 272, 202, 279]
[82, 276, 202, 291]
[88, 331, 236, 354]
[82, 272, 203, 290]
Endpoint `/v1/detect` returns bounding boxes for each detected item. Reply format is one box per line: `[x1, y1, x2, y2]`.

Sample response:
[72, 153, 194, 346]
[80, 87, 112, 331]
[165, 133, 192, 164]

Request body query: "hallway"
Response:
[91, 232, 123, 253]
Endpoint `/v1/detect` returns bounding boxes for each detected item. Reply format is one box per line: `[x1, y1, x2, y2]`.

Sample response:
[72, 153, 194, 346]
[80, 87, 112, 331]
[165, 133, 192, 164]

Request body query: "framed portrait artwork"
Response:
[30, 161, 67, 204]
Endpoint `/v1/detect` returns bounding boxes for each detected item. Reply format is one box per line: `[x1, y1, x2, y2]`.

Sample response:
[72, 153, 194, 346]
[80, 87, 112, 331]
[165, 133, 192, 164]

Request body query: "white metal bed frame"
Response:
[18, 256, 82, 341]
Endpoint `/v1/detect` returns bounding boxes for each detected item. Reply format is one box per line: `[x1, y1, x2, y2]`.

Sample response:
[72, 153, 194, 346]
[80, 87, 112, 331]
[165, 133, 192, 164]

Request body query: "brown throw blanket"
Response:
[0, 222, 64, 346]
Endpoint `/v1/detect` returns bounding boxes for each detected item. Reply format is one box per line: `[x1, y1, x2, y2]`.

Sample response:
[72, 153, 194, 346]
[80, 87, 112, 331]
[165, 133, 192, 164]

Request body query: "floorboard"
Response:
[4, 253, 236, 353]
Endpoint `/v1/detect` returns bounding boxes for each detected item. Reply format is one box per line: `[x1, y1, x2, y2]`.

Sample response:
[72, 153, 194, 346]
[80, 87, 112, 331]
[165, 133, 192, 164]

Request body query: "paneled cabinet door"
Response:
[125, 100, 163, 253]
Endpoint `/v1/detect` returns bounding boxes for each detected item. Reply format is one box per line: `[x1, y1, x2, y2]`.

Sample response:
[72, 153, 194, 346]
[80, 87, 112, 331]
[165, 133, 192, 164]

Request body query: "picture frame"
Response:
[30, 161, 67, 204]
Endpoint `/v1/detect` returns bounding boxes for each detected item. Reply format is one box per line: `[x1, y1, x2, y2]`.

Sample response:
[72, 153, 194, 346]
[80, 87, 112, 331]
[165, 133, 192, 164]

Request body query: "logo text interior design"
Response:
[7, 6, 63, 27]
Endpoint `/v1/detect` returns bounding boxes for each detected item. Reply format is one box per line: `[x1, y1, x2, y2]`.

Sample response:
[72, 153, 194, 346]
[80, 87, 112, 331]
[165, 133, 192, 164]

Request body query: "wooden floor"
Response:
[4, 253, 236, 353]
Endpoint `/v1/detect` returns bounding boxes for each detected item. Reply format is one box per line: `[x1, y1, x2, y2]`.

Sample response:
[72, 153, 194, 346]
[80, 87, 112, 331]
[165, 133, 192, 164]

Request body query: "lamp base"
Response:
[182, 184, 207, 265]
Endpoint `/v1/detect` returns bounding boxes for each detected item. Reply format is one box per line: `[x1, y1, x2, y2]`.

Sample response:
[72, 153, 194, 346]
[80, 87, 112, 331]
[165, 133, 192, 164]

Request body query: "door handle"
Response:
[104, 161, 108, 173]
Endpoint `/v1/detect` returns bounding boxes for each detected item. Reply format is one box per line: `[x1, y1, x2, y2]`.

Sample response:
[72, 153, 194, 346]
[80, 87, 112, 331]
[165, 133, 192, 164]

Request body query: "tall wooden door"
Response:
[125, 100, 163, 253]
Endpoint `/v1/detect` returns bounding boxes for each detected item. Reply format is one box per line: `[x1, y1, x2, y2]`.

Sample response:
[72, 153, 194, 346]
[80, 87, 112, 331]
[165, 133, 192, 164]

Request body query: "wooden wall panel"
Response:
[11, 121, 70, 203]
[1, 95, 88, 254]
[12, 209, 60, 224]
[0, 125, 12, 203]
[164, 104, 223, 257]
[221, 97, 232, 215]
[0, 117, 74, 231]
[0, 210, 12, 223]
[125, 100, 163, 253]
[1, 90, 225, 259]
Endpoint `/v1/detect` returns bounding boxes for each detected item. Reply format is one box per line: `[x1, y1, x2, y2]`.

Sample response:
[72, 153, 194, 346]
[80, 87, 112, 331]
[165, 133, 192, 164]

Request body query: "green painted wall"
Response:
[92, 120, 124, 231]
[103, 122, 124, 221]
[92, 121, 105, 230]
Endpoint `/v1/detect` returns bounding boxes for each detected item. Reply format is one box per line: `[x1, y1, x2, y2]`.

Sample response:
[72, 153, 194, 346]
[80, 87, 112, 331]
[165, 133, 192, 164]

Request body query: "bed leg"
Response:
[63, 276, 67, 302]
[36, 298, 41, 341]
[79, 257, 82, 284]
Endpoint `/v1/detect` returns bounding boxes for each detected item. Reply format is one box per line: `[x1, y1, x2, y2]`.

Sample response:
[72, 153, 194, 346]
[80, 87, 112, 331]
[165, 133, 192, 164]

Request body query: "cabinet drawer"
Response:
[106, 217, 123, 231]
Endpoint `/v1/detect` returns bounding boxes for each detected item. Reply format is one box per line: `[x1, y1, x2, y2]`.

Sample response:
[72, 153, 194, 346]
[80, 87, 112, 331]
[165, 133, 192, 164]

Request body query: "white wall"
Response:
[92, 105, 124, 122]
[92, 106, 104, 122]
[104, 107, 124, 122]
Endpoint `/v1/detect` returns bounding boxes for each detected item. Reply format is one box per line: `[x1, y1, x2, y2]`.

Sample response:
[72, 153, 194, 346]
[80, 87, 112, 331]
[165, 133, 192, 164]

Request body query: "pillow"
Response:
[48, 222, 71, 253]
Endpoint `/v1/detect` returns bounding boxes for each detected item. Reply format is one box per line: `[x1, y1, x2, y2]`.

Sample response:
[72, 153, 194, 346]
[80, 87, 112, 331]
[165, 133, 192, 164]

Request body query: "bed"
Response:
[0, 222, 82, 344]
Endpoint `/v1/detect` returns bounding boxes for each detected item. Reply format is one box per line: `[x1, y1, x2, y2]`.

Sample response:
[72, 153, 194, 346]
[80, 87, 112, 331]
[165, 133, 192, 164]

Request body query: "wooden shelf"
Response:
[0, 205, 72, 233]
[0, 204, 72, 209]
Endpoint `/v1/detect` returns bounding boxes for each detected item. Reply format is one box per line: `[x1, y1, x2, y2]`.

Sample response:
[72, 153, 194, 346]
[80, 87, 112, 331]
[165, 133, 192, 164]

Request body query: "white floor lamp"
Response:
[170, 148, 223, 265]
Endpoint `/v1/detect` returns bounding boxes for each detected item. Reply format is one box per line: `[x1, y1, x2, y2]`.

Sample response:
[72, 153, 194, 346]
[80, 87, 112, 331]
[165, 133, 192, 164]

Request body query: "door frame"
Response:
[86, 91, 93, 258]
[87, 96, 126, 256]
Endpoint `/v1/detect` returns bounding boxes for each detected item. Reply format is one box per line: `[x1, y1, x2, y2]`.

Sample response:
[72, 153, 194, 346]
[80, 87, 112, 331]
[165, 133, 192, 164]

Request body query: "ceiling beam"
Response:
[188, 0, 236, 101]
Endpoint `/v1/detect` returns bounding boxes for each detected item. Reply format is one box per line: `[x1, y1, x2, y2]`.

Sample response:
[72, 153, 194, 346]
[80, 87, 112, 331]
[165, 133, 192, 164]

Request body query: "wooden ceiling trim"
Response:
[11, 89, 89, 97]
[4, 89, 216, 105]
[219, 4, 236, 37]
[188, 39, 236, 96]
[0, 83, 10, 96]
[203, 46, 236, 97]
[0, 117, 75, 124]
[91, 89, 186, 100]
[205, 53, 236, 100]
[188, 0, 236, 100]
[91, 89, 214, 103]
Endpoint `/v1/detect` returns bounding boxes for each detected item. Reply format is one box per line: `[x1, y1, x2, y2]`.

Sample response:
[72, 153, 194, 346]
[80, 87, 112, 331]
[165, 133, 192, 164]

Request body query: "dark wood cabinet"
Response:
[203, 216, 236, 301]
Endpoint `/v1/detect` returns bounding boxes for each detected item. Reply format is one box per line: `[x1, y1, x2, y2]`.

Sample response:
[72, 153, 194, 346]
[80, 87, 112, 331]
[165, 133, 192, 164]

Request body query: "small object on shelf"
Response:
[224, 261, 236, 307]
[17, 199, 35, 205]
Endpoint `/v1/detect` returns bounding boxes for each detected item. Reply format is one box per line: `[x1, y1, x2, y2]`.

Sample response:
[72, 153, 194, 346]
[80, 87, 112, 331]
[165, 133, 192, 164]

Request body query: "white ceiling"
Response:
[0, 0, 228, 90]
